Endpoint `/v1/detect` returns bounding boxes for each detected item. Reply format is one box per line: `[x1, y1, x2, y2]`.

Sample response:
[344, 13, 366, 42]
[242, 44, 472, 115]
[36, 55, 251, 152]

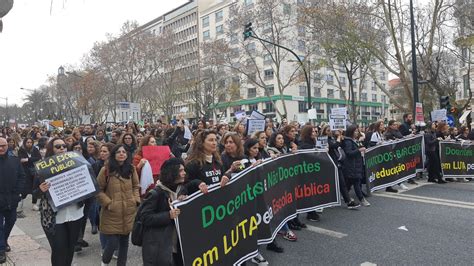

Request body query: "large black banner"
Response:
[35, 152, 99, 210]
[365, 135, 423, 192]
[174, 151, 339, 265]
[440, 141, 474, 178]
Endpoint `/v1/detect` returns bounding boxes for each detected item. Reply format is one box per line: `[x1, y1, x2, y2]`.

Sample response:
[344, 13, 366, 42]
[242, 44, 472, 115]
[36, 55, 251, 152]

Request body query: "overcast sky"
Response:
[0, 0, 187, 106]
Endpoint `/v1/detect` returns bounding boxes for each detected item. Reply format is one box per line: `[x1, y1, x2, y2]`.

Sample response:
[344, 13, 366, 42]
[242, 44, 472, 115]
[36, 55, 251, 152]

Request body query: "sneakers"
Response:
[399, 183, 409, 190]
[113, 250, 118, 259]
[293, 217, 307, 228]
[0, 252, 6, 264]
[306, 212, 320, 222]
[32, 204, 40, 211]
[282, 230, 297, 242]
[74, 244, 82, 253]
[101, 262, 109, 266]
[5, 244, 11, 252]
[361, 198, 371, 207]
[385, 187, 398, 193]
[251, 252, 269, 265]
[287, 220, 301, 231]
[266, 241, 284, 253]
[347, 201, 360, 209]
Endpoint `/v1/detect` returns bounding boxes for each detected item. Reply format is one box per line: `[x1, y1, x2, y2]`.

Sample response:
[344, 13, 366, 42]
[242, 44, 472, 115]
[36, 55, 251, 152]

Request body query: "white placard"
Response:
[47, 164, 96, 208]
[250, 110, 265, 120]
[308, 108, 317, 119]
[329, 114, 347, 131]
[183, 125, 192, 140]
[316, 136, 328, 149]
[246, 119, 266, 136]
[179, 107, 189, 113]
[331, 107, 347, 116]
[431, 109, 447, 122]
[235, 110, 246, 121]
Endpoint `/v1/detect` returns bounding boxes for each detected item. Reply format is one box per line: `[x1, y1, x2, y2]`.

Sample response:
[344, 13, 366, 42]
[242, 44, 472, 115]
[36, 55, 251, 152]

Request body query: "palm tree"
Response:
[23, 88, 50, 121]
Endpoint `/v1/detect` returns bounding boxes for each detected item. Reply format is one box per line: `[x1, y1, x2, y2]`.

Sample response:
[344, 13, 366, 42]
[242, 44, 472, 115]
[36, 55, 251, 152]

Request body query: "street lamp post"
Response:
[0, 96, 8, 127]
[409, 0, 419, 118]
[243, 23, 312, 119]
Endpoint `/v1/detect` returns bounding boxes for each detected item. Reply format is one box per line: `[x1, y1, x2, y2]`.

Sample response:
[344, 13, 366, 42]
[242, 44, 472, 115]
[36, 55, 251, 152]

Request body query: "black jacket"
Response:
[0, 154, 26, 211]
[424, 131, 438, 152]
[326, 136, 341, 163]
[185, 157, 225, 185]
[298, 139, 316, 150]
[384, 129, 403, 140]
[221, 152, 244, 172]
[17, 146, 41, 195]
[140, 181, 199, 266]
[342, 138, 364, 180]
[399, 122, 411, 136]
[163, 127, 189, 159]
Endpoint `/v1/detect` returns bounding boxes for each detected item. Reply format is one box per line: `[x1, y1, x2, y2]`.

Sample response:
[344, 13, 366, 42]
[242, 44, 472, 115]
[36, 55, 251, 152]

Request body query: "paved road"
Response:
[6, 180, 474, 266]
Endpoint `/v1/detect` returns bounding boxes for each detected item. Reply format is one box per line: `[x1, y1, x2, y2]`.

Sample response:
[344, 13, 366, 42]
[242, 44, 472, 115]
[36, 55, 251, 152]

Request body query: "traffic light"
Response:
[243, 22, 253, 40]
[439, 96, 450, 109]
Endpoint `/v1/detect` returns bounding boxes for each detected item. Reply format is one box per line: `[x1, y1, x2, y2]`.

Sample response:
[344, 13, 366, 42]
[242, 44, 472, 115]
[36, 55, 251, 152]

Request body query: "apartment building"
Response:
[455, 0, 473, 105]
[197, 0, 389, 124]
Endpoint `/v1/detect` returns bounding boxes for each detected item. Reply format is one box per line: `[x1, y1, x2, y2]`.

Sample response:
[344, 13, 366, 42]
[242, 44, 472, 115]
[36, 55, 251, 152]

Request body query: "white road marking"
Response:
[392, 193, 474, 206]
[305, 225, 348, 238]
[374, 193, 474, 209]
[361, 262, 377, 266]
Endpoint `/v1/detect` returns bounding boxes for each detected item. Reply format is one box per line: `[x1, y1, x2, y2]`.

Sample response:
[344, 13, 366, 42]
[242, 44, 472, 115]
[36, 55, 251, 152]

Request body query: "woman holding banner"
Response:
[35, 137, 85, 266]
[220, 132, 245, 173]
[97, 145, 141, 266]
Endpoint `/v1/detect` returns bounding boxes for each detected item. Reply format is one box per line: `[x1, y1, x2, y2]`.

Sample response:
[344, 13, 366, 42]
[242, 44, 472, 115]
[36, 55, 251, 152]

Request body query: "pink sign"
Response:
[142, 146, 172, 175]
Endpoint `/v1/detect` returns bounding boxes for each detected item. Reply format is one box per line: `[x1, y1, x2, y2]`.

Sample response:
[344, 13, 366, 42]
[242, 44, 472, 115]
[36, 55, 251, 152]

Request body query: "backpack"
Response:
[131, 189, 158, 246]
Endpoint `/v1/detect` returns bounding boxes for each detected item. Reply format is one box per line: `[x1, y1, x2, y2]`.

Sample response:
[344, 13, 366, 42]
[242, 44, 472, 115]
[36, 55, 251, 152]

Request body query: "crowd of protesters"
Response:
[0, 112, 473, 265]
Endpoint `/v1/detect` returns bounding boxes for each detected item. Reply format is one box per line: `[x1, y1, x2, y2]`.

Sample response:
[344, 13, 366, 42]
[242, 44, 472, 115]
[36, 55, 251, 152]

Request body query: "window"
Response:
[232, 77, 240, 86]
[202, 16, 209, 27]
[372, 94, 377, 102]
[297, 0, 305, 5]
[382, 95, 387, 104]
[298, 26, 305, 36]
[230, 33, 238, 44]
[461, 48, 468, 67]
[297, 40, 306, 51]
[249, 103, 258, 111]
[215, 10, 223, 22]
[327, 89, 334, 98]
[248, 88, 256, 98]
[326, 74, 334, 84]
[313, 73, 322, 83]
[264, 54, 272, 64]
[339, 63, 345, 73]
[246, 42, 256, 53]
[339, 77, 346, 86]
[244, 0, 253, 6]
[380, 71, 386, 80]
[361, 93, 368, 101]
[216, 25, 224, 35]
[313, 87, 321, 97]
[352, 79, 357, 86]
[299, 86, 307, 96]
[203, 30, 210, 40]
[283, 4, 291, 15]
[264, 69, 274, 80]
[265, 85, 274, 96]
[371, 81, 377, 91]
[298, 101, 307, 113]
[264, 102, 275, 113]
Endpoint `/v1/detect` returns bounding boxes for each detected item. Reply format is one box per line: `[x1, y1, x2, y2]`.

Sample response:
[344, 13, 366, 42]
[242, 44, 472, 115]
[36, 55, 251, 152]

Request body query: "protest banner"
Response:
[142, 145, 172, 175]
[329, 114, 346, 131]
[34, 152, 98, 210]
[174, 151, 339, 265]
[246, 119, 266, 136]
[365, 135, 423, 192]
[439, 141, 474, 178]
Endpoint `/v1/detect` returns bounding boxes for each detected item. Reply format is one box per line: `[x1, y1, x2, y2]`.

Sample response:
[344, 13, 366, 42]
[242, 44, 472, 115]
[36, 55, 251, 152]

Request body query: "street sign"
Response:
[446, 115, 455, 127]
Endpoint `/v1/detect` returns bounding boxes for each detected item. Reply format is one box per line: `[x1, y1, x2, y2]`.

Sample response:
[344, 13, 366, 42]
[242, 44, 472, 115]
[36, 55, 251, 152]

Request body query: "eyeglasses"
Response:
[54, 144, 67, 149]
[124, 137, 132, 140]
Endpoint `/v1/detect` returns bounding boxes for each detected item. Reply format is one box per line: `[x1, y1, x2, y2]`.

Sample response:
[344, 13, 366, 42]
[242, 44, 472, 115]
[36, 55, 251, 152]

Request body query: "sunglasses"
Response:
[54, 144, 68, 149]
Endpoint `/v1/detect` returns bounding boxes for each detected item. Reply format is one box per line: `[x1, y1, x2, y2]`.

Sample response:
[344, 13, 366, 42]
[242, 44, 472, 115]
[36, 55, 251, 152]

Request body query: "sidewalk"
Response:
[1, 225, 50, 266]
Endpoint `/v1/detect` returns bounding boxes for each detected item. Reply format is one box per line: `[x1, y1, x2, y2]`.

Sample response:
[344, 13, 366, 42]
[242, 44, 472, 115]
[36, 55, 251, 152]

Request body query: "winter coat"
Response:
[399, 122, 412, 136]
[17, 146, 41, 196]
[384, 129, 403, 140]
[0, 154, 25, 211]
[298, 139, 316, 150]
[96, 166, 140, 235]
[424, 131, 438, 152]
[163, 127, 189, 159]
[342, 138, 364, 180]
[140, 180, 200, 266]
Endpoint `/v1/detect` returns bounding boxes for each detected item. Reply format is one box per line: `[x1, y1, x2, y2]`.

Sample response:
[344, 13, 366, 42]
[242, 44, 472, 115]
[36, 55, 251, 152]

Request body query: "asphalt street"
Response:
[9, 180, 474, 266]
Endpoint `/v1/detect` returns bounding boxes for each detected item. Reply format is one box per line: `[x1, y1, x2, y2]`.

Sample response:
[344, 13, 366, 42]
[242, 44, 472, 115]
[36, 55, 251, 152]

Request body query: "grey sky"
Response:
[0, 0, 186, 106]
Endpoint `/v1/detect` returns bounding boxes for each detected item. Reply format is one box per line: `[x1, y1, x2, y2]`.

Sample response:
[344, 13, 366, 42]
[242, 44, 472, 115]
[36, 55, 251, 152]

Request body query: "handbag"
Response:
[131, 189, 157, 246]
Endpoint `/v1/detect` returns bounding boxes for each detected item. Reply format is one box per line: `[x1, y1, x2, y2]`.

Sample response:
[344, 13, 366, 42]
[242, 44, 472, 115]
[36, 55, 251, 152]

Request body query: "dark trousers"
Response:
[44, 218, 82, 266]
[427, 151, 442, 181]
[102, 233, 129, 266]
[78, 197, 94, 241]
[0, 208, 17, 252]
[337, 168, 351, 203]
[346, 178, 364, 201]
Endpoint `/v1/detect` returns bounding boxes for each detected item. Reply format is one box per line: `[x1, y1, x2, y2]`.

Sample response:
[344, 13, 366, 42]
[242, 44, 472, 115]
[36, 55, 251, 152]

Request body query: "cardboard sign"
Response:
[308, 109, 317, 119]
[431, 109, 447, 122]
[329, 115, 347, 131]
[142, 146, 172, 175]
[246, 119, 266, 136]
[250, 110, 265, 120]
[316, 136, 328, 149]
[235, 110, 246, 121]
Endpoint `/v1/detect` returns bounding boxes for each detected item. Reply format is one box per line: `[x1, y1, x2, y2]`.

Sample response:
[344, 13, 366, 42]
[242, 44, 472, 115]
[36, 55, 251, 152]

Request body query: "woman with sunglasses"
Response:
[97, 145, 140, 266]
[34, 138, 85, 266]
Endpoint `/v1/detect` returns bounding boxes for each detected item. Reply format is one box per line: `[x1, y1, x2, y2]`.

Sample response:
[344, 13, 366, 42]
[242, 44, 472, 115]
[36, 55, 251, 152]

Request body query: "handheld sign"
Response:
[142, 145, 172, 175]
[246, 119, 266, 137]
[34, 152, 99, 210]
